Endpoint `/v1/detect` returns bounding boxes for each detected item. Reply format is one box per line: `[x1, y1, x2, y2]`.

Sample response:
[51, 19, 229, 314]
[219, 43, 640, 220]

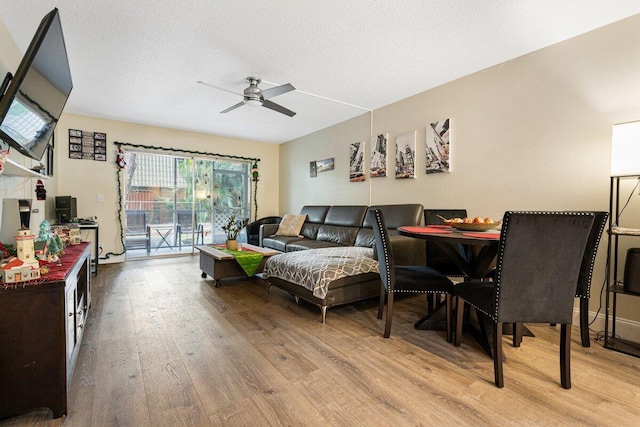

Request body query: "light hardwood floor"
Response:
[2, 255, 640, 426]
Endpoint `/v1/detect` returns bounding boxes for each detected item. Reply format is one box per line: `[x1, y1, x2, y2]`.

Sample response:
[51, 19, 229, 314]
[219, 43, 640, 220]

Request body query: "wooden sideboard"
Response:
[0, 242, 91, 419]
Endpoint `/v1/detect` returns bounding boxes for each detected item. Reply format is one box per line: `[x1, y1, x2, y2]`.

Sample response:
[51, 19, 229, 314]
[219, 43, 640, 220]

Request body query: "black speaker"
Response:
[623, 248, 640, 294]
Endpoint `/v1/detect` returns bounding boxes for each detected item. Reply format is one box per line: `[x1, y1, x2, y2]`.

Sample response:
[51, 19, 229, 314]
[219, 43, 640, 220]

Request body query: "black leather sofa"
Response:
[260, 204, 425, 266]
[261, 204, 426, 322]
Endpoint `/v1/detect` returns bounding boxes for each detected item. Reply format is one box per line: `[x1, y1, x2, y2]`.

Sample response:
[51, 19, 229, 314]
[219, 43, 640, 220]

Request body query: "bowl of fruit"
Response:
[437, 215, 502, 232]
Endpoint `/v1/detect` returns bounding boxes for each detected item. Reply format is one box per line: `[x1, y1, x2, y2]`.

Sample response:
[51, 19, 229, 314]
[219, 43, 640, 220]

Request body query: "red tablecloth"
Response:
[399, 226, 452, 234]
[462, 232, 501, 240]
[2, 242, 89, 289]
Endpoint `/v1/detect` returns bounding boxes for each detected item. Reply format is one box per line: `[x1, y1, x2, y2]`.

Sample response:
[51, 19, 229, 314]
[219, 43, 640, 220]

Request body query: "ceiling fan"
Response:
[198, 77, 296, 117]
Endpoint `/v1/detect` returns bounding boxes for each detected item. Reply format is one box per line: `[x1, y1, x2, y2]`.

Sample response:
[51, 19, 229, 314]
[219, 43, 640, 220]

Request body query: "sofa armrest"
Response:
[390, 235, 426, 266]
[259, 223, 280, 246]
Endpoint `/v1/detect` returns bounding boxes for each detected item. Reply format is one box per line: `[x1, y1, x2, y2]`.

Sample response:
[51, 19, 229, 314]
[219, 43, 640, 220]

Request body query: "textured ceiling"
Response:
[2, 1, 640, 144]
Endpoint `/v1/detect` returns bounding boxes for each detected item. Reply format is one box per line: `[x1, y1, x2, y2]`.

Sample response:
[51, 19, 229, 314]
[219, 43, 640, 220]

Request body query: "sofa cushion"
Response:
[261, 235, 303, 252]
[300, 206, 330, 224]
[355, 227, 400, 248]
[300, 223, 322, 240]
[362, 204, 423, 229]
[324, 206, 368, 227]
[275, 214, 307, 236]
[287, 239, 344, 251]
[317, 224, 360, 246]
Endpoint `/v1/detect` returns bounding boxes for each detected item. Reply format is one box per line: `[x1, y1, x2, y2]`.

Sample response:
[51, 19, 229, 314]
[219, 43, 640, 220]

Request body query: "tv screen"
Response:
[0, 8, 72, 161]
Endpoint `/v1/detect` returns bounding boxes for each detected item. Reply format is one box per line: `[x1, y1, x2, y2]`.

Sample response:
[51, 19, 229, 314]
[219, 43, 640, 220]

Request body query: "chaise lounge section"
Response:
[262, 204, 425, 322]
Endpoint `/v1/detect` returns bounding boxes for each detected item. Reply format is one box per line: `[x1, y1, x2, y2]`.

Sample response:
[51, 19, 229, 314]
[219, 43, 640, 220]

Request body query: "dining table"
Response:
[397, 224, 528, 358]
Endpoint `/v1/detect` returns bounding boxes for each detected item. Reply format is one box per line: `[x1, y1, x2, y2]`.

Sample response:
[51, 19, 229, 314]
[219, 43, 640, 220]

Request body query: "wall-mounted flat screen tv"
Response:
[0, 8, 73, 161]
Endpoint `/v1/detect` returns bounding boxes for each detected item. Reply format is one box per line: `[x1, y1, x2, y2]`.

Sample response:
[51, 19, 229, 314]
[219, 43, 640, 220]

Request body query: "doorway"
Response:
[123, 151, 250, 259]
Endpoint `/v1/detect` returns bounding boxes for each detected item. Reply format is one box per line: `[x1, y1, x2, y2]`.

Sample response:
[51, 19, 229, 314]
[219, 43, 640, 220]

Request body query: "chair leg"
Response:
[560, 324, 572, 389]
[454, 297, 464, 346]
[445, 294, 452, 343]
[493, 322, 504, 388]
[377, 284, 386, 319]
[579, 297, 591, 347]
[513, 323, 522, 347]
[383, 292, 394, 338]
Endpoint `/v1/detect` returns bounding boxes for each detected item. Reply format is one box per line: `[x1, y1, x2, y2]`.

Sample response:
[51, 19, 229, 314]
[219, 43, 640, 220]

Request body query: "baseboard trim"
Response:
[577, 308, 640, 343]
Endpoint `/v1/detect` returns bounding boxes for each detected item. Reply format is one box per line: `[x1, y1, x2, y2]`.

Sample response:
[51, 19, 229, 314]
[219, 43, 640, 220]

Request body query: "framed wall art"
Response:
[426, 118, 450, 173]
[68, 129, 107, 161]
[349, 141, 365, 182]
[395, 130, 416, 179]
[370, 133, 387, 178]
[316, 158, 334, 173]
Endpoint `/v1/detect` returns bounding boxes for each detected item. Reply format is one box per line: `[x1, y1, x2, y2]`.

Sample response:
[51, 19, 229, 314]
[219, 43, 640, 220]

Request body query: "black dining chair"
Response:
[573, 211, 609, 347]
[370, 209, 454, 340]
[424, 209, 468, 276]
[532, 211, 608, 348]
[454, 211, 594, 388]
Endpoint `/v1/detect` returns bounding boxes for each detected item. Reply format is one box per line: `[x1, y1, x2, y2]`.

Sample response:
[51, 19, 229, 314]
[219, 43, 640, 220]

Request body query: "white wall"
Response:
[280, 14, 640, 321]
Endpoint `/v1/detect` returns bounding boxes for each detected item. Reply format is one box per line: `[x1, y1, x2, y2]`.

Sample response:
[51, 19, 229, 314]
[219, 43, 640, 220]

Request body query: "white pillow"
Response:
[274, 214, 307, 237]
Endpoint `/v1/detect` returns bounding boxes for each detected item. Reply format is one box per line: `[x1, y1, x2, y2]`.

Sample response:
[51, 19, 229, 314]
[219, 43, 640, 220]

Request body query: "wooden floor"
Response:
[3, 255, 640, 426]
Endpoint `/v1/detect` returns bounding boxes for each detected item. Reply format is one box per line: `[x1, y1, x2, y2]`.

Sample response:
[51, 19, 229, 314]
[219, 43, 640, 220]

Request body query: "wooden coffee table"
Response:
[196, 243, 279, 287]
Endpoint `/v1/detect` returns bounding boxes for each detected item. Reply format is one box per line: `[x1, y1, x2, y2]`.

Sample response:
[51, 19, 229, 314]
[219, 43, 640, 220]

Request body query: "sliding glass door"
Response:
[123, 151, 250, 258]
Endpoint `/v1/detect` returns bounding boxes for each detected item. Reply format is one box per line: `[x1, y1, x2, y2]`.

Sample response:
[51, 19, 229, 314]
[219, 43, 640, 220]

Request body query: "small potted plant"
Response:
[222, 214, 247, 250]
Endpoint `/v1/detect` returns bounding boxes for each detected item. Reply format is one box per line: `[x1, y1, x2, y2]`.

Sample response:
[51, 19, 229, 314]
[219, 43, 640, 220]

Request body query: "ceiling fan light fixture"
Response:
[246, 99, 262, 107]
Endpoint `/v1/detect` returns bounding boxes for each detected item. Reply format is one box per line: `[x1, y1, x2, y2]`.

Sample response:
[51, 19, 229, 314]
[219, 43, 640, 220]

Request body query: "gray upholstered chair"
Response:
[454, 211, 594, 388]
[369, 209, 454, 340]
[541, 211, 608, 347]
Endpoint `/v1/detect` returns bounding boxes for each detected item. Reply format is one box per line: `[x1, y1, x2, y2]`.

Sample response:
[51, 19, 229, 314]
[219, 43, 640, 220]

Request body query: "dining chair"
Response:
[454, 211, 594, 388]
[423, 209, 468, 276]
[370, 209, 454, 340]
[530, 211, 608, 348]
[573, 211, 609, 347]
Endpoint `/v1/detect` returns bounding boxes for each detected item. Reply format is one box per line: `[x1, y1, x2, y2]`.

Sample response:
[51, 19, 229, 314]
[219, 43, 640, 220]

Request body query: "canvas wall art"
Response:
[370, 133, 387, 178]
[350, 141, 365, 182]
[316, 158, 334, 172]
[395, 130, 416, 179]
[426, 118, 450, 173]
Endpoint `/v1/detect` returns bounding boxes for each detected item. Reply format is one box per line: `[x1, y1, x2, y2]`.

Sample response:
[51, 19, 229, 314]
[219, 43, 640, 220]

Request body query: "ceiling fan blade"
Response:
[262, 99, 296, 117]
[261, 83, 295, 100]
[221, 101, 246, 113]
[197, 80, 243, 97]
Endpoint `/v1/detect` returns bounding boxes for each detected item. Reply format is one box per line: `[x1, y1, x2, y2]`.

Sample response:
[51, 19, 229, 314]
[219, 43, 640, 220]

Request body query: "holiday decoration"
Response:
[251, 161, 259, 182]
[68, 224, 81, 245]
[0, 149, 8, 175]
[38, 220, 51, 242]
[1, 230, 41, 283]
[116, 147, 126, 169]
[35, 180, 47, 200]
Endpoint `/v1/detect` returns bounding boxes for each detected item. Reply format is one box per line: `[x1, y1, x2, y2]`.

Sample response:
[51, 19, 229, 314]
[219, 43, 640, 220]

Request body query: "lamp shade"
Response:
[612, 120, 640, 176]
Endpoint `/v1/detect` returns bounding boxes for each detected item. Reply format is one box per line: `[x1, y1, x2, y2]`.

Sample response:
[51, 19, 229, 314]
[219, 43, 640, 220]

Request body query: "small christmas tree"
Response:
[38, 220, 50, 241]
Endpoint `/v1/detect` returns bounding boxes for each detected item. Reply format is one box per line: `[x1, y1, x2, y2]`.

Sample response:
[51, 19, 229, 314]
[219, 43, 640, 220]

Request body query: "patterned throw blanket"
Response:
[263, 246, 379, 299]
